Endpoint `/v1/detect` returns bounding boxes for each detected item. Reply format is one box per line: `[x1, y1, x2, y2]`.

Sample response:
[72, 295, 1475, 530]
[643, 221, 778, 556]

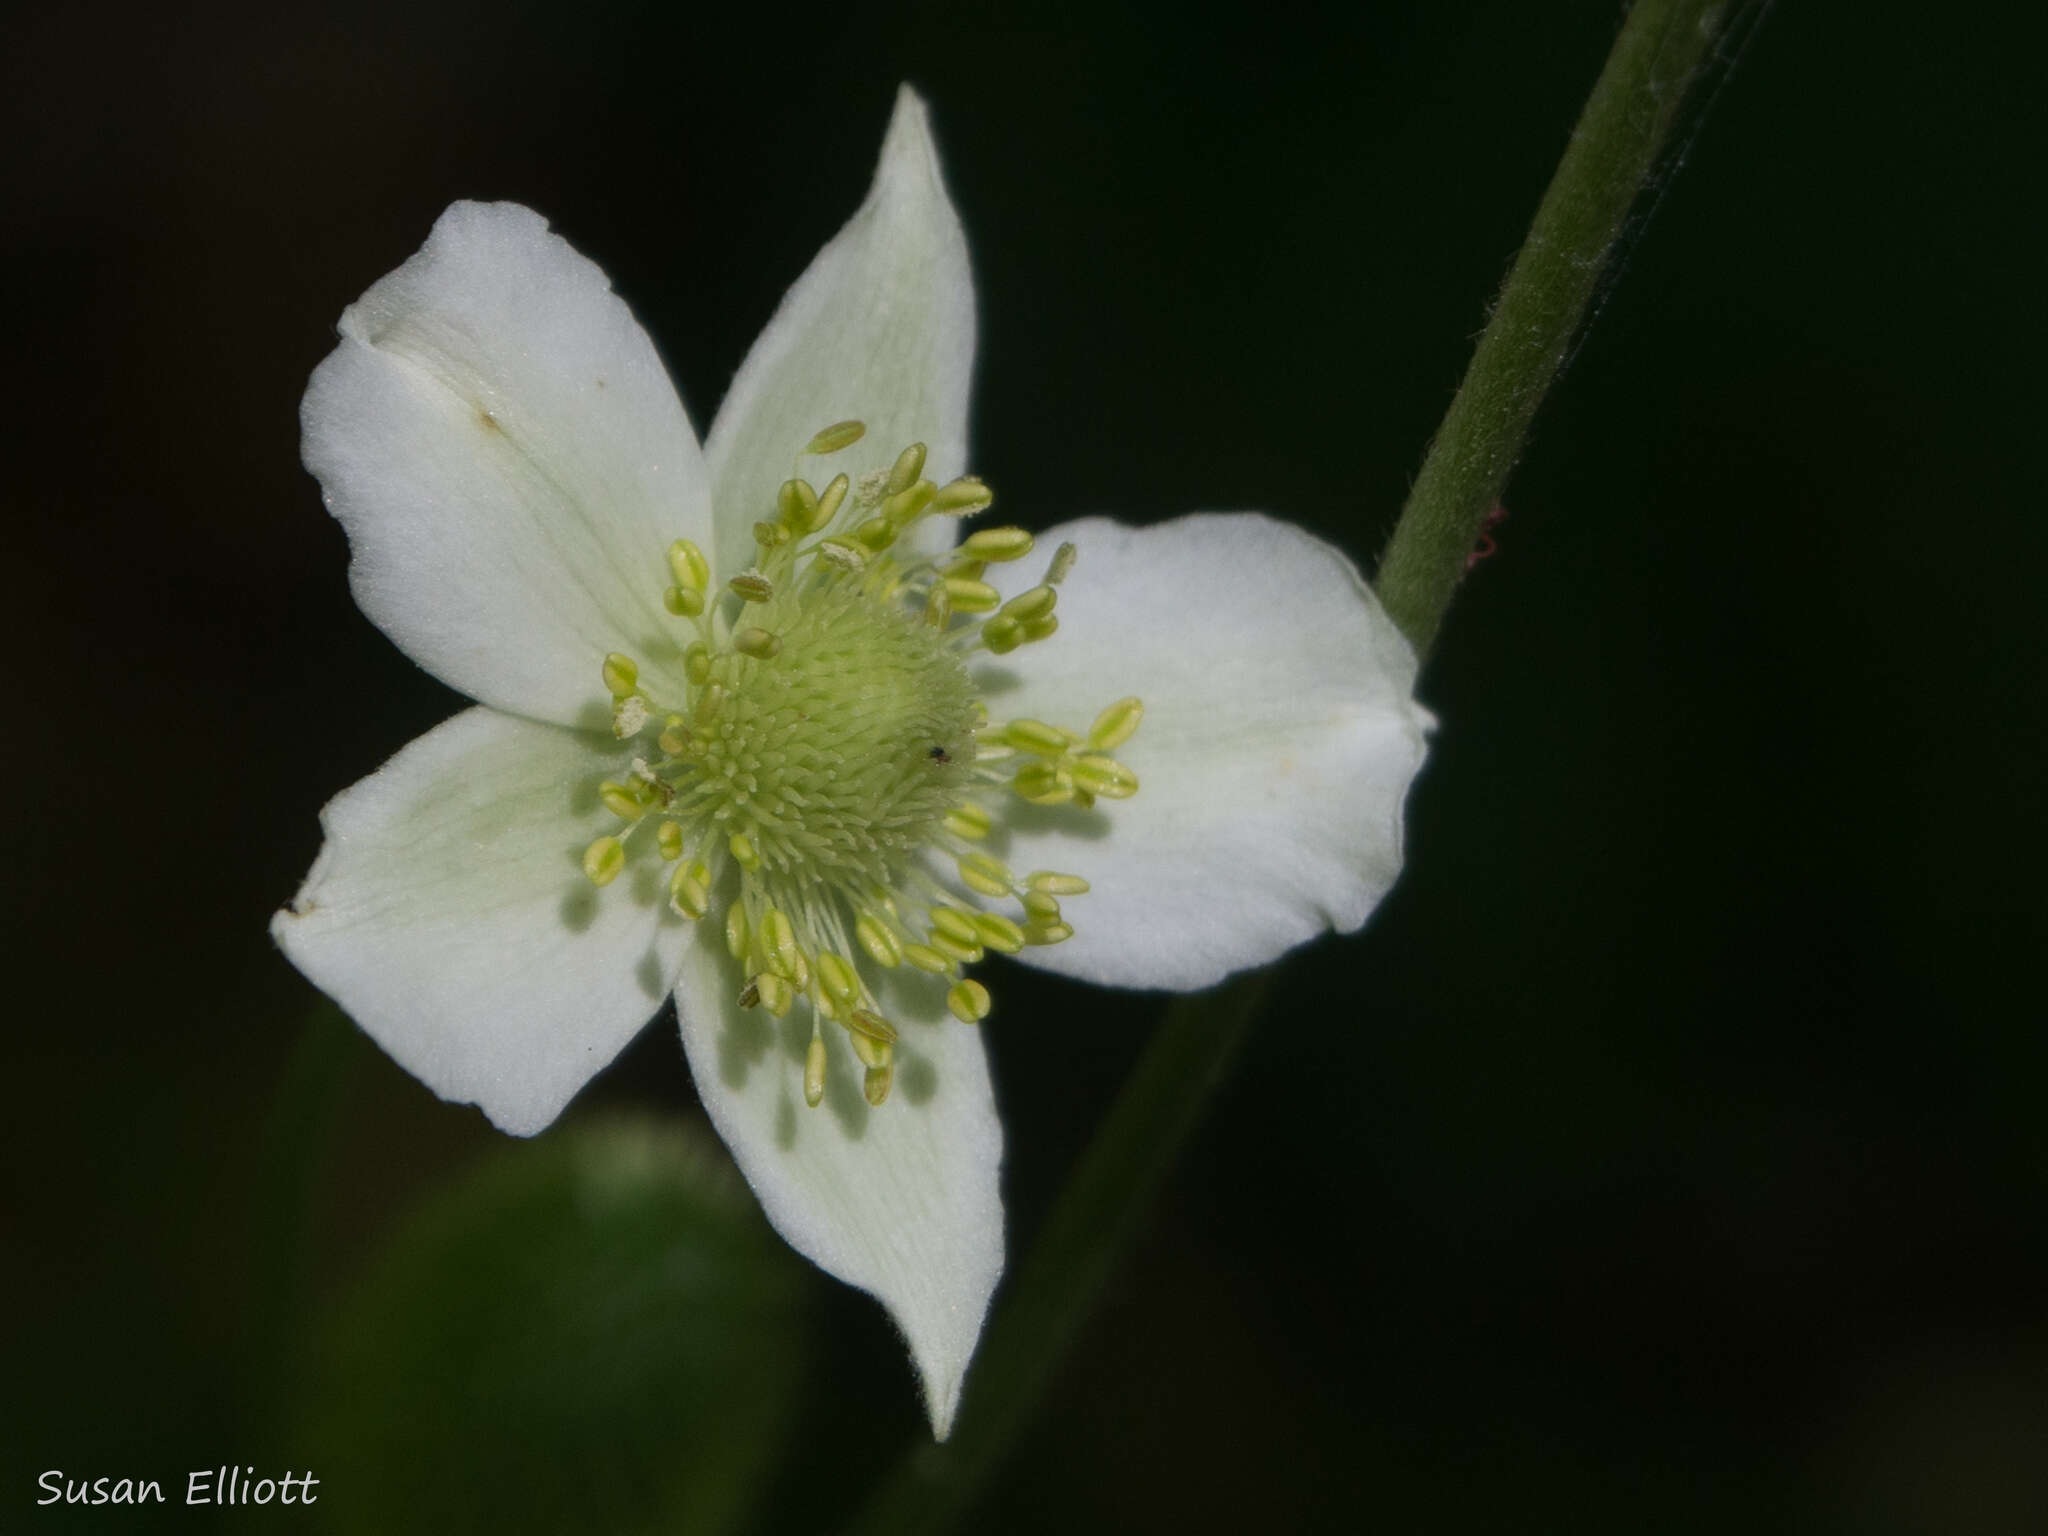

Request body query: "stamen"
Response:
[571, 430, 1142, 1109]
[804, 1031, 828, 1107]
[947, 979, 992, 1023]
[601, 653, 639, 698]
[804, 419, 866, 456]
[667, 539, 710, 592]
[884, 442, 927, 495]
[582, 836, 625, 887]
[1088, 697, 1143, 751]
[959, 527, 1034, 562]
[933, 476, 993, 515]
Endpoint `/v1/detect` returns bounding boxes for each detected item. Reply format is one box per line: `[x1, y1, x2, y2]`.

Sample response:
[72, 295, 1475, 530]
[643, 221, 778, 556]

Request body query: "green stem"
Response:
[843, 977, 1266, 1536]
[1375, 0, 1764, 656]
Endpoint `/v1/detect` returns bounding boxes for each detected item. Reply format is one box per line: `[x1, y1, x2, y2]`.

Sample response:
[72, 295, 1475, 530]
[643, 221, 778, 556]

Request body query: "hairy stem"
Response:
[1375, 0, 1766, 655]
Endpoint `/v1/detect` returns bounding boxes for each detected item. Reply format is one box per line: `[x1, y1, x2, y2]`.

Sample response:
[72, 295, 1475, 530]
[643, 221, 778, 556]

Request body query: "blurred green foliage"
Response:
[293, 1117, 808, 1534]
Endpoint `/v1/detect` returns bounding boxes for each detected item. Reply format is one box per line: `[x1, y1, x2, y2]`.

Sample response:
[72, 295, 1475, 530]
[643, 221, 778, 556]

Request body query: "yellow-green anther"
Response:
[933, 476, 993, 515]
[972, 911, 1026, 954]
[762, 908, 799, 979]
[1022, 889, 1062, 923]
[668, 862, 710, 920]
[852, 915, 900, 969]
[847, 1007, 899, 1045]
[957, 852, 1014, 897]
[1000, 718, 1075, 756]
[901, 942, 951, 974]
[753, 519, 791, 549]
[728, 831, 761, 872]
[1087, 696, 1144, 750]
[817, 951, 860, 1009]
[655, 821, 684, 861]
[730, 571, 774, 603]
[882, 480, 936, 528]
[582, 835, 625, 887]
[947, 978, 992, 1023]
[773, 479, 813, 529]
[663, 584, 706, 617]
[684, 642, 712, 685]
[975, 739, 1017, 763]
[1013, 760, 1075, 804]
[1024, 920, 1074, 946]
[981, 615, 1023, 654]
[1020, 614, 1059, 643]
[814, 472, 850, 528]
[944, 803, 992, 840]
[724, 903, 749, 961]
[1026, 870, 1090, 895]
[667, 538, 709, 592]
[863, 1064, 894, 1107]
[929, 907, 980, 946]
[817, 537, 867, 572]
[814, 988, 840, 1024]
[805, 419, 866, 455]
[658, 717, 690, 756]
[854, 517, 897, 552]
[1046, 542, 1077, 584]
[999, 584, 1057, 623]
[931, 931, 985, 965]
[884, 442, 927, 496]
[804, 1033, 827, 1107]
[849, 1028, 892, 1070]
[735, 626, 781, 660]
[1072, 754, 1139, 798]
[924, 581, 952, 629]
[945, 556, 987, 582]
[943, 577, 1001, 613]
[599, 780, 644, 821]
[601, 652, 639, 697]
[961, 527, 1034, 562]
[757, 973, 794, 1018]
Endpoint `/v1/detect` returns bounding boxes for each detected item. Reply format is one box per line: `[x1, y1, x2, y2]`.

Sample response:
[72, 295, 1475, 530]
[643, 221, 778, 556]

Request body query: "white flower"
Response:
[273, 88, 1432, 1439]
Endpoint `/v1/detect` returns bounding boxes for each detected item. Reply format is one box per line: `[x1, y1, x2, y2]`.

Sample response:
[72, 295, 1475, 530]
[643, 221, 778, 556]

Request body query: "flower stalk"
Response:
[1375, 0, 1771, 658]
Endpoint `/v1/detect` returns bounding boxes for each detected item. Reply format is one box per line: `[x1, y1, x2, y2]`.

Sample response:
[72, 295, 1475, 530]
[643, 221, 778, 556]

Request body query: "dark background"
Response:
[6, 1, 2044, 1531]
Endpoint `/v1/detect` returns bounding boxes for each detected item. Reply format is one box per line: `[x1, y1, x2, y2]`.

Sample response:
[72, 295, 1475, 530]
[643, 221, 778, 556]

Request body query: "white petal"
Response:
[673, 915, 1003, 1440]
[272, 706, 681, 1136]
[705, 87, 975, 567]
[982, 513, 1433, 990]
[303, 201, 712, 728]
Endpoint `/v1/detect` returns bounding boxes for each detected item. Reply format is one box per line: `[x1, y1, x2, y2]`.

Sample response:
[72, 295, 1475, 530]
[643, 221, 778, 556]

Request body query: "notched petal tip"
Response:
[270, 708, 679, 1141]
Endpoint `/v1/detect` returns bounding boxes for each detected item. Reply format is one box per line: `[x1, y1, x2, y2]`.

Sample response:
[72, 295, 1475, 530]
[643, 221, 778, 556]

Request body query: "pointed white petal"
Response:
[272, 707, 681, 1136]
[302, 201, 711, 728]
[673, 916, 1003, 1440]
[983, 513, 1432, 990]
[705, 88, 975, 567]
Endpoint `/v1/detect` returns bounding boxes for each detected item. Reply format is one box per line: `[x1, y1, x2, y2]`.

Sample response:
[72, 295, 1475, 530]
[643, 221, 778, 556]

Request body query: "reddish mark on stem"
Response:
[1466, 501, 1509, 571]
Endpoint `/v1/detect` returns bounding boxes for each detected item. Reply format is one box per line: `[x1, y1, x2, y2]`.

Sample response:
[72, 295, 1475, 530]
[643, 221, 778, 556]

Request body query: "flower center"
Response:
[580, 422, 1141, 1109]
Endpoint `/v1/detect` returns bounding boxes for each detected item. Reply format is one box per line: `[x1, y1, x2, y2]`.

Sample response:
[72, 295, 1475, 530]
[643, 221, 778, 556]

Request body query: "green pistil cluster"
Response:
[580, 421, 1141, 1108]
